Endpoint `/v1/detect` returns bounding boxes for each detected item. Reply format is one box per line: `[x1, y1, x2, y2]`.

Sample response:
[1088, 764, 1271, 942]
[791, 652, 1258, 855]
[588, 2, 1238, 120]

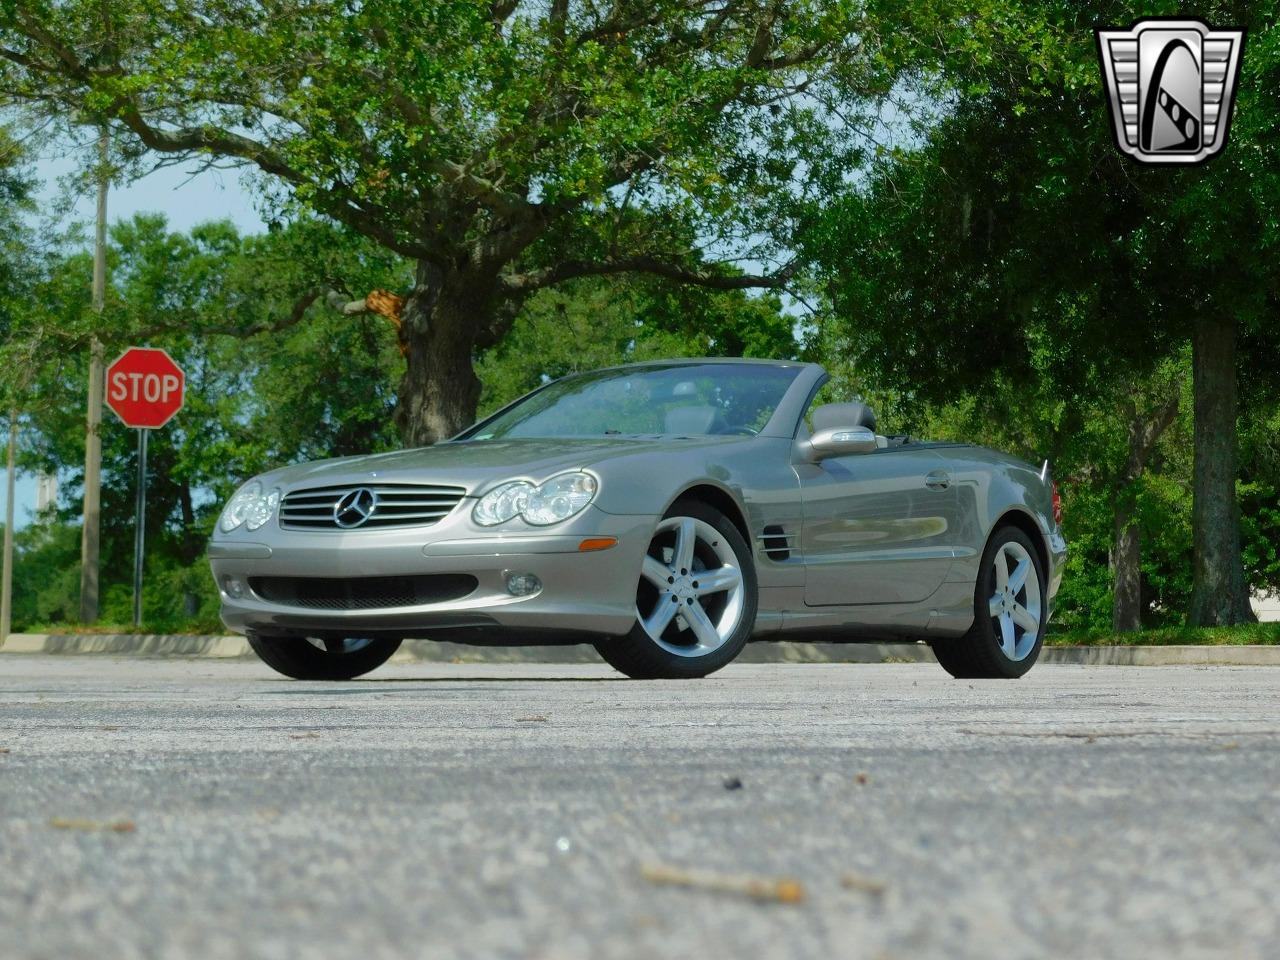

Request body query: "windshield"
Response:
[459, 363, 801, 440]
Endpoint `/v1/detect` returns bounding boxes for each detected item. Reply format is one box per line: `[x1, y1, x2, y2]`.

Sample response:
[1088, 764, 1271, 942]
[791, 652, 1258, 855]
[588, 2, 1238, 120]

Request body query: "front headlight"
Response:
[522, 472, 598, 525]
[472, 472, 597, 527]
[219, 481, 282, 533]
[472, 480, 534, 526]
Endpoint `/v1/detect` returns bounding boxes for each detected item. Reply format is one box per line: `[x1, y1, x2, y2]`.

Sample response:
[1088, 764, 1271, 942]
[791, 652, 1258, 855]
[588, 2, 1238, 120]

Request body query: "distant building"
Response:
[35, 473, 56, 513]
[1254, 592, 1280, 624]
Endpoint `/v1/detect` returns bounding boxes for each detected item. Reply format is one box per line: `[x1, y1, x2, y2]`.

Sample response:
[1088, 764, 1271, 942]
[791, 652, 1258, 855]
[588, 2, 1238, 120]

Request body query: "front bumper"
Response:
[210, 505, 656, 641]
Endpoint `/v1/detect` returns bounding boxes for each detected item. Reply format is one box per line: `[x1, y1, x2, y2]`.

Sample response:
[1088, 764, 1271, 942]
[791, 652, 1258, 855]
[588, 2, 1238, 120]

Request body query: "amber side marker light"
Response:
[578, 537, 618, 552]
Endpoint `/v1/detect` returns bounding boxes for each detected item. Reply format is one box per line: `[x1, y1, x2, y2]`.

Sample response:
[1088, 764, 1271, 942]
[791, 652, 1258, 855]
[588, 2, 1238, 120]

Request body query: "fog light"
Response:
[505, 573, 542, 597]
[223, 577, 245, 599]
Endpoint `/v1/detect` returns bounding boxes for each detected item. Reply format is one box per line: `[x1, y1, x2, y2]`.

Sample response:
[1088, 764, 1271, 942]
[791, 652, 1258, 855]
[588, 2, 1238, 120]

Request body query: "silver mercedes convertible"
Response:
[210, 359, 1066, 681]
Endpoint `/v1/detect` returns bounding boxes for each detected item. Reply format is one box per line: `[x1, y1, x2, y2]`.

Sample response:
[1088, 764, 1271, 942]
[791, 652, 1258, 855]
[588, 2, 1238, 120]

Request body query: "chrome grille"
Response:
[279, 483, 466, 531]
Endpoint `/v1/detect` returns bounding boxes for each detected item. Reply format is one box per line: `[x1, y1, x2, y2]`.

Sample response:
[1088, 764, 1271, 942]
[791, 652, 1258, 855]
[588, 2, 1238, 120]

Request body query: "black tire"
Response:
[248, 634, 402, 680]
[930, 525, 1047, 679]
[594, 500, 758, 679]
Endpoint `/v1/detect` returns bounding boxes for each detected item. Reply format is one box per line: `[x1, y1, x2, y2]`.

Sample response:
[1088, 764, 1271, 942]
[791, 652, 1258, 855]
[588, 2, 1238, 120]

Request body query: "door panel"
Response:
[797, 449, 961, 605]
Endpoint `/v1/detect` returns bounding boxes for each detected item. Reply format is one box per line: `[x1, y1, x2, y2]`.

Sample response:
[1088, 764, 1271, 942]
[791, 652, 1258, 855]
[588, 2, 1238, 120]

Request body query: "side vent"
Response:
[760, 524, 792, 561]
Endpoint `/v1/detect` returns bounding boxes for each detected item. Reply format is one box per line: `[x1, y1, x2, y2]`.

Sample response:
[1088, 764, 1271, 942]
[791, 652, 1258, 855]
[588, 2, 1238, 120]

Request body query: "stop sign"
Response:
[105, 347, 186, 429]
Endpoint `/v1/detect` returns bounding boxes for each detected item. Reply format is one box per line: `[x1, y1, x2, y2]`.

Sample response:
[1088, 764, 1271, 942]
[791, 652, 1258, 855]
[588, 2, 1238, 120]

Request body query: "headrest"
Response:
[811, 401, 877, 433]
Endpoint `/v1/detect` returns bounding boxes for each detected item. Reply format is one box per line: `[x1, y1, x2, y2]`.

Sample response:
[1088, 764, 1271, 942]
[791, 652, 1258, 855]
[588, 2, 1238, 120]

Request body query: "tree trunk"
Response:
[393, 263, 494, 447]
[1112, 495, 1142, 632]
[1188, 314, 1256, 626]
[1110, 382, 1182, 633]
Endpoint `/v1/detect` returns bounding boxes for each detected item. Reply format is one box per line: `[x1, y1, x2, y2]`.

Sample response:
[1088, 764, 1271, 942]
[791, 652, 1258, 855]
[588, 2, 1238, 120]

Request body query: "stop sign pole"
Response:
[105, 348, 185, 627]
[131, 428, 148, 629]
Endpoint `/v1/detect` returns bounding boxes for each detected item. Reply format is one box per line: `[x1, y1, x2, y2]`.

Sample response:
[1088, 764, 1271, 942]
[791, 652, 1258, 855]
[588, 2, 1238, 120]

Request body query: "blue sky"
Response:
[4, 158, 266, 530]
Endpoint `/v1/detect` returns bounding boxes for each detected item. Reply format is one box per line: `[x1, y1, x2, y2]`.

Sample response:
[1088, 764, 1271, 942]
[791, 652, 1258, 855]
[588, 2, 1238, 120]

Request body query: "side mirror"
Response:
[807, 425, 878, 460]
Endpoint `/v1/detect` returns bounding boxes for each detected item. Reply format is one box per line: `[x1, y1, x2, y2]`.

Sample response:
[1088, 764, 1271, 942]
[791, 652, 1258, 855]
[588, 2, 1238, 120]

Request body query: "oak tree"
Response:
[806, 0, 1280, 626]
[1, 0, 927, 443]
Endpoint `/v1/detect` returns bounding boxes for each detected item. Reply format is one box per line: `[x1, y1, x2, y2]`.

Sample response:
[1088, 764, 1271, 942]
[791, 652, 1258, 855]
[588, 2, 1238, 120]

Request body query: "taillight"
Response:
[1052, 481, 1063, 526]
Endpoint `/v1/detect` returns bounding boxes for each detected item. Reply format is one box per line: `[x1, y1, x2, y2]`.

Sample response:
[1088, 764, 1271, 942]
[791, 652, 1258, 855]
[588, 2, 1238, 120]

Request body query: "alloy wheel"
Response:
[987, 540, 1042, 661]
[636, 516, 746, 658]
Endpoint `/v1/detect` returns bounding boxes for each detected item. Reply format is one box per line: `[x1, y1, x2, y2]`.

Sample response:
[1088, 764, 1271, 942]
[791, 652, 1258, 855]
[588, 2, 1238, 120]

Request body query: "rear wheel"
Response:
[594, 500, 757, 679]
[931, 526, 1046, 679]
[247, 634, 402, 680]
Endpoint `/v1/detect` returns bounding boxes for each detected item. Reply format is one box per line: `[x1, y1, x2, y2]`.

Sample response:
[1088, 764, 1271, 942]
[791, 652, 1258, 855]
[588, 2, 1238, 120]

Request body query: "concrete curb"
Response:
[1040, 644, 1280, 666]
[2, 633, 1279, 666]
[0, 634, 252, 658]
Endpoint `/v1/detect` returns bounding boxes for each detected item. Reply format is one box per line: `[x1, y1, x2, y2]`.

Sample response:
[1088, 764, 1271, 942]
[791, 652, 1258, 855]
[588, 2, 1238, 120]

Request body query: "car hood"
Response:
[261, 437, 738, 494]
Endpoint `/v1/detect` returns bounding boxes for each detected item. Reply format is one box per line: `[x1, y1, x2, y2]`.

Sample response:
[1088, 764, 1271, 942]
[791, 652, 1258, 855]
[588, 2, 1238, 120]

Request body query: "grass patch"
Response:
[1045, 623, 1280, 646]
[18, 621, 230, 637]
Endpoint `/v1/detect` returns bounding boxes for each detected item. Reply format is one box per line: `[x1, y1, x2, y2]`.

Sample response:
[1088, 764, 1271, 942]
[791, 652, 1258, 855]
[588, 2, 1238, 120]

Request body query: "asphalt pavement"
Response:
[2, 656, 1278, 960]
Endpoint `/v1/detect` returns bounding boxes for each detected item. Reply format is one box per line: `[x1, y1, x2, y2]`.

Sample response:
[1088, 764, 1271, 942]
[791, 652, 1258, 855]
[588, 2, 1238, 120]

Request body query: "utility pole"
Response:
[1, 410, 16, 647]
[79, 129, 108, 623]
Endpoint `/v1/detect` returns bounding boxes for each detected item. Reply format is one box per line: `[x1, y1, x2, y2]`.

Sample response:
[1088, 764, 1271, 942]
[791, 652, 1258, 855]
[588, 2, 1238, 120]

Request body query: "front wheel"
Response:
[594, 500, 757, 679]
[930, 526, 1047, 679]
[248, 635, 402, 680]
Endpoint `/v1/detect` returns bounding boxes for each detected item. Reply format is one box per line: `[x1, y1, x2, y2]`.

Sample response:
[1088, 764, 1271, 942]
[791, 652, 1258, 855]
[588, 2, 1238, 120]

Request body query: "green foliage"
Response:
[3, 213, 794, 632]
[5, 214, 408, 631]
[807, 0, 1280, 417]
[0, 1, 932, 280]
[804, 0, 1280, 628]
[0, 124, 39, 398]
[3, 3, 1278, 634]
[1239, 399, 1280, 592]
[5, 514, 224, 632]
[4, 520, 81, 628]
[3, 1, 982, 444]
[1049, 487, 1116, 629]
[476, 277, 796, 413]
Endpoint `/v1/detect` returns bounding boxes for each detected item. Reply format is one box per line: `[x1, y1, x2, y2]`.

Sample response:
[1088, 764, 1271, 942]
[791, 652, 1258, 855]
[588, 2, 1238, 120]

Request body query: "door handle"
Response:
[924, 470, 952, 490]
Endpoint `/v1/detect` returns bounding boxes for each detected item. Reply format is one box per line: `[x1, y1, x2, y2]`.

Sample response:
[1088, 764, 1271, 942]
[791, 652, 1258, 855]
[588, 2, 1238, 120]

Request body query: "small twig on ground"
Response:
[840, 870, 889, 896]
[639, 863, 805, 904]
[49, 818, 135, 833]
